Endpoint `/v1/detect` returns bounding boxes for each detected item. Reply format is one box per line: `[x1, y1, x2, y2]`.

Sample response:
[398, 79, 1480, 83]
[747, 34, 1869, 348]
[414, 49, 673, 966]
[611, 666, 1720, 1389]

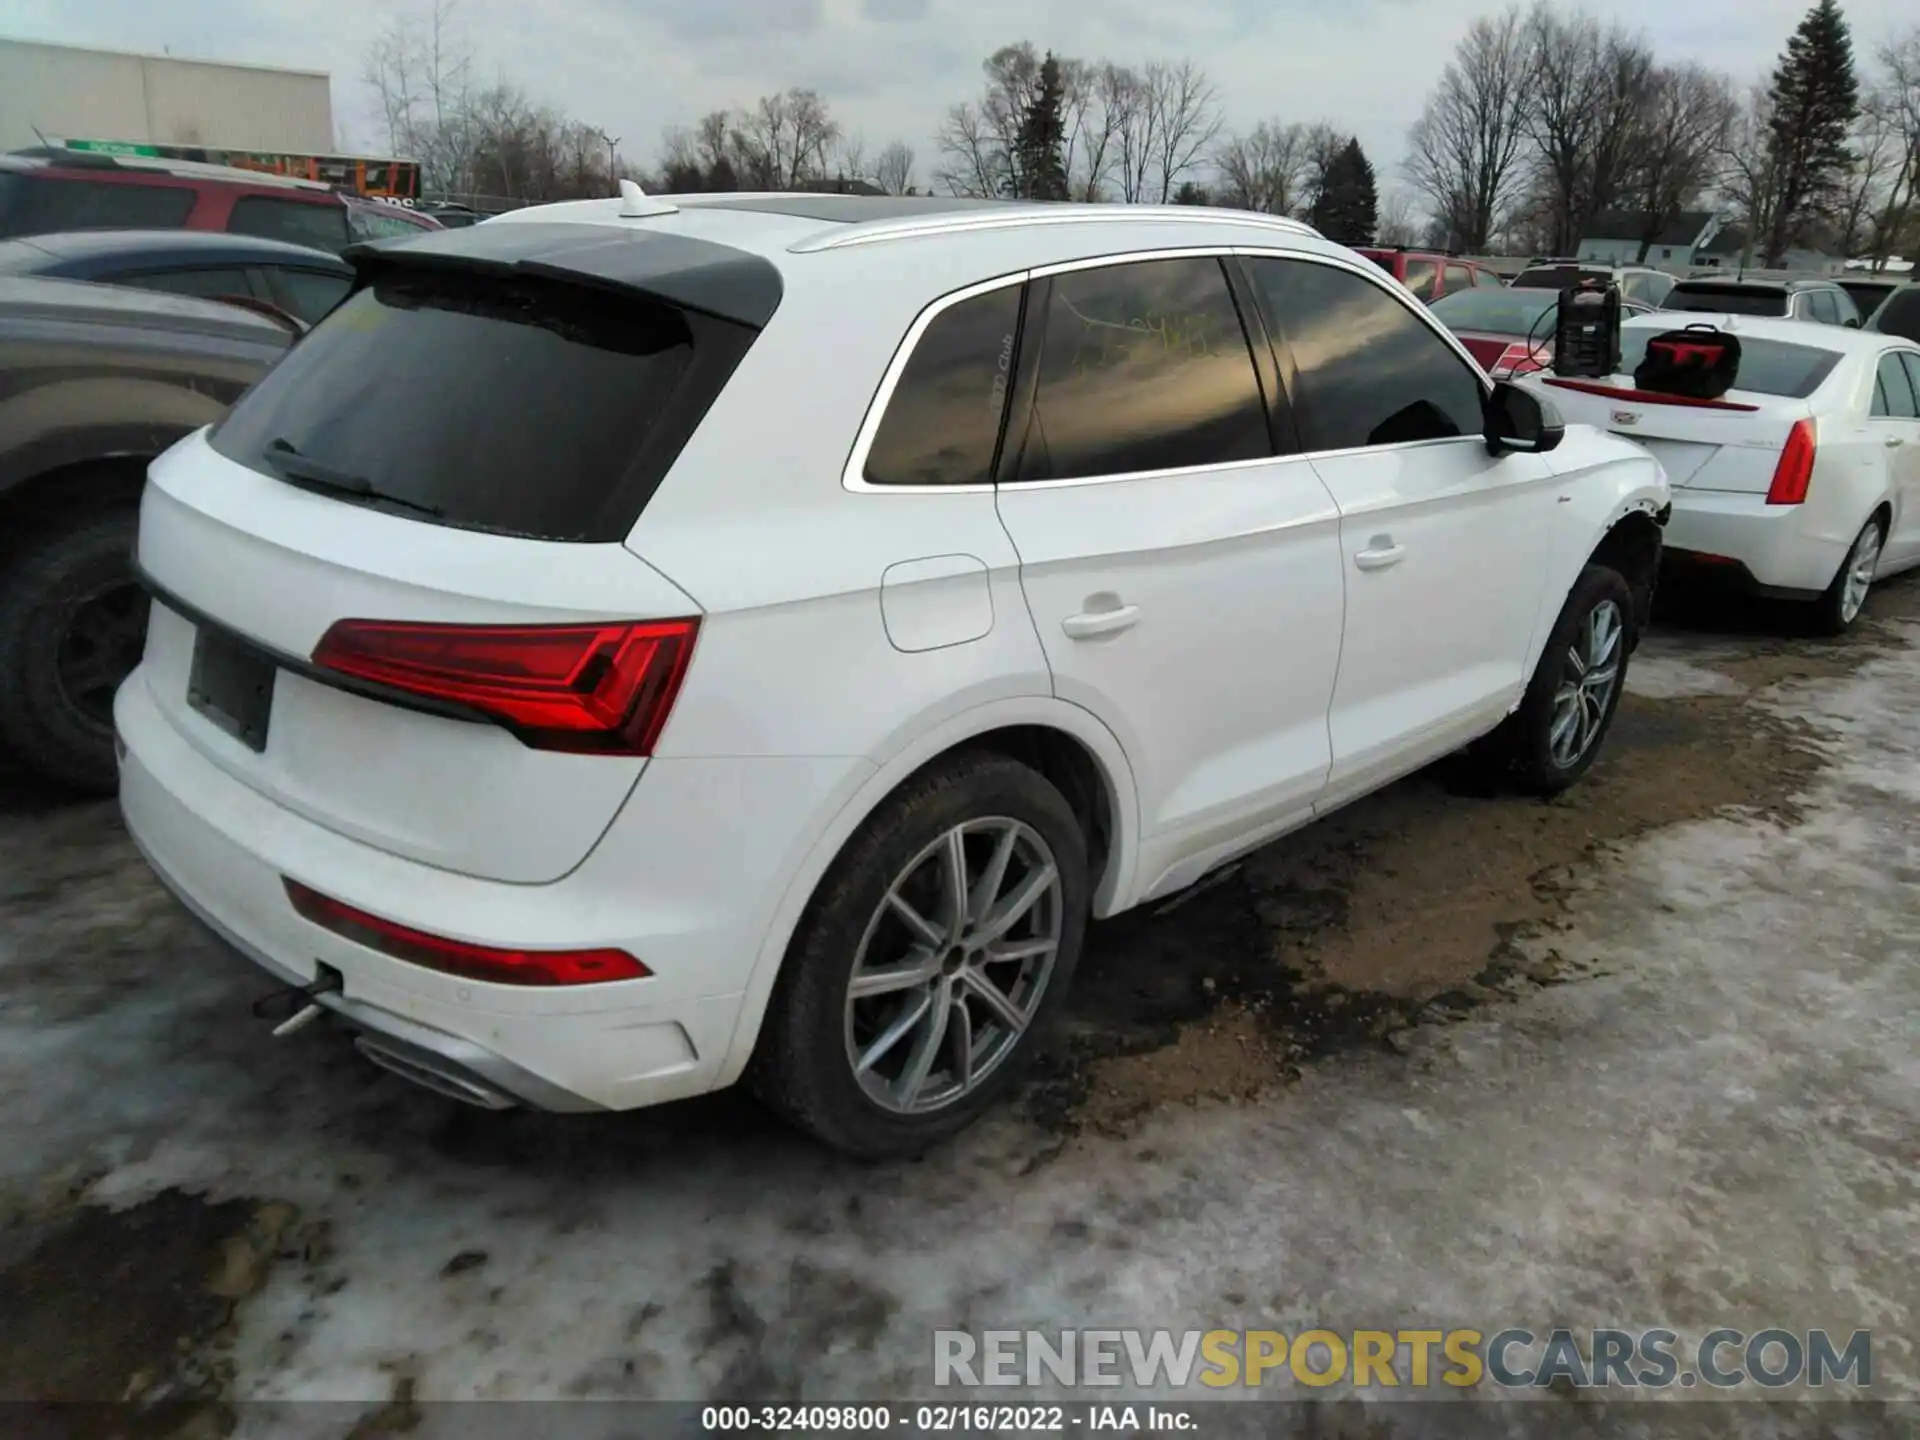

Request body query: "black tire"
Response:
[750, 751, 1090, 1159]
[1483, 563, 1637, 795]
[1809, 513, 1885, 637]
[0, 509, 144, 795]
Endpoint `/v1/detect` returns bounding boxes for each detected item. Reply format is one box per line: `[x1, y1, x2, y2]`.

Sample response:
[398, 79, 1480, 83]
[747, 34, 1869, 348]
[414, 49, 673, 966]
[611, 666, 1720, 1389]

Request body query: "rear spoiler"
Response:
[1540, 378, 1760, 413]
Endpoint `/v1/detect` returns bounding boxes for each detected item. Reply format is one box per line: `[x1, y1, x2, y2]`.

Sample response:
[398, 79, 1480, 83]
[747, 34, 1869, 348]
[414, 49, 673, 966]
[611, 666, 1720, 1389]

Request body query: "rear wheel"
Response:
[751, 752, 1089, 1159]
[1481, 564, 1635, 795]
[1810, 514, 1884, 636]
[0, 510, 144, 795]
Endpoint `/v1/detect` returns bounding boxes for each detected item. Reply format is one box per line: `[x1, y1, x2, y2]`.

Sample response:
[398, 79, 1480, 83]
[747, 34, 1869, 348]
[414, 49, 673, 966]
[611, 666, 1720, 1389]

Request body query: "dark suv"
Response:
[1510, 260, 1676, 309]
[0, 277, 291, 791]
[1353, 247, 1503, 302]
[1663, 276, 1862, 326]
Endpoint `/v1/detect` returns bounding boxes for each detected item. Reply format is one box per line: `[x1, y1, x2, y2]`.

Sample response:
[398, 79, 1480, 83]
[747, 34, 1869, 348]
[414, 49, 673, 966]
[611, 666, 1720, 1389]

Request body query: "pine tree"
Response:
[1173, 180, 1212, 206]
[1760, 0, 1859, 266]
[1012, 53, 1069, 201]
[1310, 138, 1379, 246]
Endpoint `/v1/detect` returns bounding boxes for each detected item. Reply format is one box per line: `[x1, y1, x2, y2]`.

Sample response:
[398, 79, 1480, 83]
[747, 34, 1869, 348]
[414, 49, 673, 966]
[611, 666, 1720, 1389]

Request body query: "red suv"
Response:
[1354, 247, 1504, 303]
[0, 149, 439, 254]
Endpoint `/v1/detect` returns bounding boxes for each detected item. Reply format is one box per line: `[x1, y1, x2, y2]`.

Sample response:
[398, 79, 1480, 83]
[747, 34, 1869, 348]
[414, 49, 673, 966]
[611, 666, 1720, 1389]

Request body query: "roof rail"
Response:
[790, 205, 1320, 254]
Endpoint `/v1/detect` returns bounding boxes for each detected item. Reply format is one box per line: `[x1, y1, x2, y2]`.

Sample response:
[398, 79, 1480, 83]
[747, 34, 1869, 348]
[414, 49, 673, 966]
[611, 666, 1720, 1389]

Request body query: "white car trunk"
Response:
[135, 431, 701, 884]
[1535, 378, 1811, 493]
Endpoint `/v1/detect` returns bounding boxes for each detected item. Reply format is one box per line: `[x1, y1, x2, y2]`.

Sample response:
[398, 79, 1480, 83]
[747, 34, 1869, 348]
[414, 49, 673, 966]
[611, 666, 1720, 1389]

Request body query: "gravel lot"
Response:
[1, 580, 1915, 1434]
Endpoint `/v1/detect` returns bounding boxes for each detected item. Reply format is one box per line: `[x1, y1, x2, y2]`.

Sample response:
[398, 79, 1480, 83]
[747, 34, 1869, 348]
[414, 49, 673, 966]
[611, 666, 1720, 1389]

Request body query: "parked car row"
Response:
[2, 188, 1915, 1159]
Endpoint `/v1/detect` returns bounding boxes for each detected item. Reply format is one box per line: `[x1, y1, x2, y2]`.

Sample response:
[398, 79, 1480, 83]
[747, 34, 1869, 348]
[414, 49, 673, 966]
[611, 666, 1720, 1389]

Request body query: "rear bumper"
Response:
[115, 664, 860, 1113]
[1659, 487, 1857, 598]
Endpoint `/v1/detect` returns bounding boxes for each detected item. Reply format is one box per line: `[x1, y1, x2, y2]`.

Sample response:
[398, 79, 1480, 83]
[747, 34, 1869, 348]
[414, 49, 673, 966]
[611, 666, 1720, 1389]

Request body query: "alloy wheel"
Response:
[1839, 523, 1882, 626]
[844, 818, 1063, 1115]
[1548, 598, 1623, 769]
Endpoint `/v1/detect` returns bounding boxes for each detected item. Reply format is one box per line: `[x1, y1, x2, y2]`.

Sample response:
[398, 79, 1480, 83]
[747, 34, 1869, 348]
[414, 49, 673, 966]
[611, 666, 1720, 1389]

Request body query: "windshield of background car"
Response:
[1664, 284, 1789, 316]
[211, 268, 749, 541]
[1616, 329, 1842, 398]
[0, 172, 196, 238]
[1429, 287, 1558, 337]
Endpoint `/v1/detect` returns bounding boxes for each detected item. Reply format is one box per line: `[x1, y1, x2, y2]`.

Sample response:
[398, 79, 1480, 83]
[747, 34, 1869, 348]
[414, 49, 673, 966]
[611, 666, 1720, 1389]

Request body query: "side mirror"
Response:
[1844, 316, 1861, 329]
[1484, 380, 1565, 456]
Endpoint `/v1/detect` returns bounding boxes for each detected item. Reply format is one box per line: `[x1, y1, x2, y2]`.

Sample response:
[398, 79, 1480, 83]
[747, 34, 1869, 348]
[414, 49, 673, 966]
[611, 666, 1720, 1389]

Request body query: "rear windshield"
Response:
[1428, 286, 1557, 337]
[1617, 330, 1842, 398]
[0, 172, 196, 238]
[211, 269, 757, 542]
[1512, 265, 1604, 290]
[1664, 284, 1788, 316]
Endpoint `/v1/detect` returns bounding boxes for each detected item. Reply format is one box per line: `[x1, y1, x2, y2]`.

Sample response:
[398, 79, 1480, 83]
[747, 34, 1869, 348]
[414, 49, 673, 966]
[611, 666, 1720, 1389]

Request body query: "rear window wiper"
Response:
[261, 438, 444, 519]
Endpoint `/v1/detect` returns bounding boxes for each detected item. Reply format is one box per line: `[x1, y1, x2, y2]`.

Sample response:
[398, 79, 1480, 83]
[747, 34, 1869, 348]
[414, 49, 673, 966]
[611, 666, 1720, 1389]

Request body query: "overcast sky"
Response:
[8, 0, 1916, 196]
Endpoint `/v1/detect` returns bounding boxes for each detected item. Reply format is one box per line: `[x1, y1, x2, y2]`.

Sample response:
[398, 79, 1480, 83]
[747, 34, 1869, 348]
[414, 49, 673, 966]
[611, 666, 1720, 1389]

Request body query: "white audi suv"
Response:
[117, 189, 1670, 1156]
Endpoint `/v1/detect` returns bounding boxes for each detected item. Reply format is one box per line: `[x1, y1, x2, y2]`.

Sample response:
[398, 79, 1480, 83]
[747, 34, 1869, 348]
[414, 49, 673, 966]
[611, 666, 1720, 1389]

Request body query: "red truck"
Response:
[1353, 247, 1504, 303]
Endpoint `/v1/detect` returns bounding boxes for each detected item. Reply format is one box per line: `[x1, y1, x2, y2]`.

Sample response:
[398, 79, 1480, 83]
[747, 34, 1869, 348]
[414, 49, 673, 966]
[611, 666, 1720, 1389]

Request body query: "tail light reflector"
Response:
[285, 880, 650, 986]
[1765, 419, 1817, 506]
[311, 617, 698, 754]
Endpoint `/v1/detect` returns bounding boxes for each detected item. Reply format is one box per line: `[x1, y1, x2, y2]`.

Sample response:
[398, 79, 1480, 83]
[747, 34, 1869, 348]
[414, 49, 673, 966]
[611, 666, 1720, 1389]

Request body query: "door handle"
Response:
[1061, 604, 1140, 639]
[1354, 540, 1406, 571]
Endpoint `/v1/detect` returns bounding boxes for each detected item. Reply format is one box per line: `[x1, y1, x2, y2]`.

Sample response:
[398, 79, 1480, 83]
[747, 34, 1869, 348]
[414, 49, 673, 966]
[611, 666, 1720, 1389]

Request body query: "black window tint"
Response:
[1402, 260, 1439, 300]
[1875, 353, 1918, 418]
[1665, 284, 1789, 316]
[1875, 291, 1920, 342]
[0, 175, 195, 237]
[227, 196, 351, 253]
[1249, 257, 1485, 451]
[212, 270, 754, 542]
[864, 285, 1021, 486]
[264, 266, 353, 325]
[1013, 257, 1269, 482]
[123, 267, 257, 303]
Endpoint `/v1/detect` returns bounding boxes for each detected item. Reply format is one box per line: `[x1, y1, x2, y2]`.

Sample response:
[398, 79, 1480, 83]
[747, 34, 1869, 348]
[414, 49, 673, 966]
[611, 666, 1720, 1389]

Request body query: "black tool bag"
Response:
[1633, 324, 1742, 400]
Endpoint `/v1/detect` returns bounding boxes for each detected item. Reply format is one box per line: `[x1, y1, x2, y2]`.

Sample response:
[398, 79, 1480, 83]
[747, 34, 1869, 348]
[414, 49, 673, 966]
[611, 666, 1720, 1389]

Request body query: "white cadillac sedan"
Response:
[1527, 313, 1920, 632]
[116, 190, 1668, 1156]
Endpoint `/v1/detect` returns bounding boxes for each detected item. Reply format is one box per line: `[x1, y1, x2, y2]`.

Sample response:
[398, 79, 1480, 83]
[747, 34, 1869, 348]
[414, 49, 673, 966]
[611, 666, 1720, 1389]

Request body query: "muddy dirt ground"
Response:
[1, 578, 1915, 1432]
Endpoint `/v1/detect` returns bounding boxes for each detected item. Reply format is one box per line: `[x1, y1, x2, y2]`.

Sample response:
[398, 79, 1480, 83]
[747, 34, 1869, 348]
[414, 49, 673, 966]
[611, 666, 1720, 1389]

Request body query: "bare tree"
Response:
[362, 0, 477, 194]
[1834, 100, 1899, 257]
[874, 140, 916, 195]
[1406, 8, 1535, 250]
[1376, 187, 1423, 244]
[1520, 8, 1654, 255]
[731, 88, 839, 190]
[1873, 29, 1920, 264]
[935, 43, 1045, 197]
[1718, 85, 1781, 269]
[1300, 122, 1347, 213]
[1060, 59, 1128, 201]
[1144, 60, 1223, 204]
[832, 133, 870, 187]
[1212, 121, 1313, 214]
[1627, 63, 1738, 261]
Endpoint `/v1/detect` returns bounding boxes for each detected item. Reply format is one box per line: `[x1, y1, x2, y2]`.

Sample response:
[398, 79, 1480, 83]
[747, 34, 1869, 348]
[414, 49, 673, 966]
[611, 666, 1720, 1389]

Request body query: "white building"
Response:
[0, 38, 333, 155]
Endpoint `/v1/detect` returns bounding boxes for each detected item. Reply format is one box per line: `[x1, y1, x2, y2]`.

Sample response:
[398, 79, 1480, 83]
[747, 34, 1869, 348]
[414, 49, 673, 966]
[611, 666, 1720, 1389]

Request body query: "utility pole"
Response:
[591, 128, 620, 181]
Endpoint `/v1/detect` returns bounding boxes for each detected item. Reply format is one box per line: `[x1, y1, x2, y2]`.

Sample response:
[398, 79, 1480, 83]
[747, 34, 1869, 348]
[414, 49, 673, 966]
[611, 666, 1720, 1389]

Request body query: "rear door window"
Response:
[1808, 289, 1840, 325]
[864, 285, 1022, 487]
[0, 174, 195, 237]
[1006, 256, 1271, 482]
[211, 268, 759, 541]
[1444, 263, 1473, 295]
[1903, 354, 1920, 411]
[1475, 267, 1505, 287]
[1874, 353, 1919, 418]
[1402, 259, 1439, 301]
[1247, 256, 1486, 451]
[227, 196, 352, 253]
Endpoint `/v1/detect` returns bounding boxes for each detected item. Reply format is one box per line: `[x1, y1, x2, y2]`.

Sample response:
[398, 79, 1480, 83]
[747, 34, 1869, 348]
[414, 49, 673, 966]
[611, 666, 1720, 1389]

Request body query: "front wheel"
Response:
[751, 752, 1090, 1159]
[1810, 514, 1884, 636]
[1484, 563, 1636, 795]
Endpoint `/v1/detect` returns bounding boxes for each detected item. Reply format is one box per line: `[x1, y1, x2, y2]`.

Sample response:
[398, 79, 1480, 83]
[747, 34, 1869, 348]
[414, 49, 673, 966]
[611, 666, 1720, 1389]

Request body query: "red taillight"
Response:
[1766, 419, 1817, 506]
[311, 617, 698, 754]
[284, 880, 650, 986]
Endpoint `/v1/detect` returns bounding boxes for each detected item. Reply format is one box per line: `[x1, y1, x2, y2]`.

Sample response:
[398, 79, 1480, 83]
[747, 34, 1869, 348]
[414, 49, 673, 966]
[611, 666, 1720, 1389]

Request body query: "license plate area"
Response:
[187, 625, 276, 752]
